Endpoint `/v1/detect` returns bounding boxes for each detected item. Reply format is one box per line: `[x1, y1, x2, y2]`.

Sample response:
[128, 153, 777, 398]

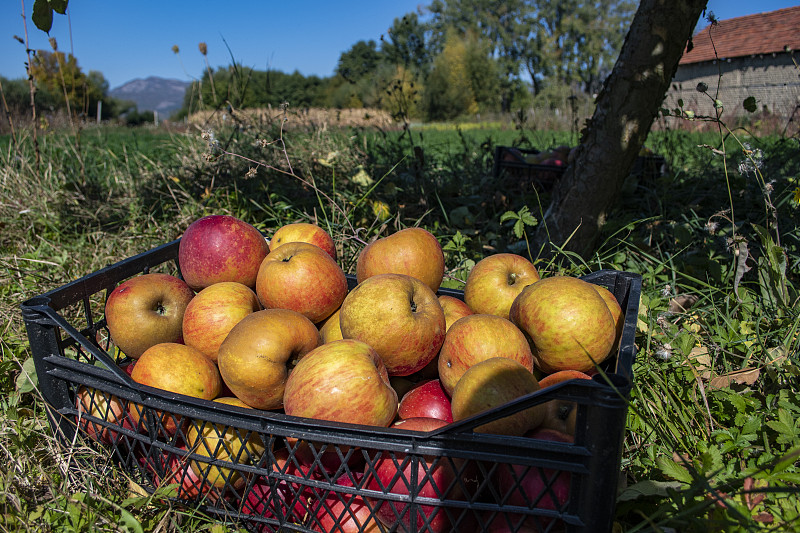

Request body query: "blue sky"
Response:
[1, 1, 798, 90]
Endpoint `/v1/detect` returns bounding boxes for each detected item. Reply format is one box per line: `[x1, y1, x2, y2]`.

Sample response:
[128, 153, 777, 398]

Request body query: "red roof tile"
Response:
[680, 6, 800, 64]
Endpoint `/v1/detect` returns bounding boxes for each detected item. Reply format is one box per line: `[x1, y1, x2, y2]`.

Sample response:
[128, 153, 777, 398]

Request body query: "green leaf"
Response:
[513, 219, 524, 239]
[656, 455, 693, 484]
[15, 357, 38, 394]
[743, 96, 758, 113]
[617, 480, 684, 502]
[499, 211, 517, 223]
[32, 0, 53, 32]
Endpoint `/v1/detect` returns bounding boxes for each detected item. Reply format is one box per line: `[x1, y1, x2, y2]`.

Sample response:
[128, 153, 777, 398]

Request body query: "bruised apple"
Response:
[105, 273, 195, 359]
[178, 214, 269, 290]
[450, 357, 544, 437]
[510, 276, 616, 373]
[340, 274, 445, 377]
[270, 222, 336, 260]
[256, 242, 348, 324]
[356, 227, 445, 292]
[438, 314, 534, 396]
[129, 343, 221, 435]
[182, 281, 260, 362]
[283, 339, 398, 428]
[216, 309, 320, 410]
[463, 253, 539, 319]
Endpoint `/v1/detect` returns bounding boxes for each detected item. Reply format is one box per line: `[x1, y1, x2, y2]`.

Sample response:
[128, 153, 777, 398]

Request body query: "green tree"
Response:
[29, 50, 108, 118]
[381, 13, 432, 74]
[336, 40, 383, 83]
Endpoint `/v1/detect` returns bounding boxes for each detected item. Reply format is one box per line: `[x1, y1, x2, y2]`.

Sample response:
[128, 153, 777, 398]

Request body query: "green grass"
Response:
[1, 116, 799, 532]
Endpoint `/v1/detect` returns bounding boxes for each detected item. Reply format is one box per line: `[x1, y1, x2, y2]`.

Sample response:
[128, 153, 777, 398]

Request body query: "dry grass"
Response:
[188, 106, 396, 131]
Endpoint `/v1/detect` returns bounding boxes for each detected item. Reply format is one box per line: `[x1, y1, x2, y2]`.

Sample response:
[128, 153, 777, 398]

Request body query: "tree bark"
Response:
[533, 0, 708, 258]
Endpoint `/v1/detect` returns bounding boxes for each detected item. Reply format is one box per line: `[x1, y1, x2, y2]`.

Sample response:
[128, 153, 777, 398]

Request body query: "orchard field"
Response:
[1, 114, 799, 531]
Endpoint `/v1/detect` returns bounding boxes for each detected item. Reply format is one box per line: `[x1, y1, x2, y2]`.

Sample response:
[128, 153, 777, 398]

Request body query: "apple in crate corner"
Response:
[339, 273, 446, 377]
[438, 313, 534, 396]
[256, 241, 348, 324]
[398, 379, 453, 423]
[283, 339, 398, 428]
[128, 342, 221, 435]
[270, 222, 337, 260]
[182, 281, 261, 363]
[105, 273, 195, 359]
[450, 357, 544, 437]
[75, 386, 133, 444]
[178, 214, 269, 290]
[356, 227, 445, 292]
[538, 369, 593, 438]
[216, 309, 321, 410]
[510, 276, 616, 374]
[463, 253, 540, 319]
[365, 417, 462, 533]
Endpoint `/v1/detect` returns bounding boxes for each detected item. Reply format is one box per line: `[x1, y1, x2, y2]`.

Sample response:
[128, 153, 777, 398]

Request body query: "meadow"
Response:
[1, 111, 799, 531]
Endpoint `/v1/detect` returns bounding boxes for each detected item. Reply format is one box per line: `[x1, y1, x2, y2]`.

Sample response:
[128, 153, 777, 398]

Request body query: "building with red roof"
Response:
[666, 6, 800, 119]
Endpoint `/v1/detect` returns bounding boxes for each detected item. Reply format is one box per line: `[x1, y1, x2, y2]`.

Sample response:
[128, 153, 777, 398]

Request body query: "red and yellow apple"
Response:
[283, 339, 398, 427]
[510, 276, 616, 373]
[216, 309, 320, 410]
[339, 273, 446, 376]
[312, 472, 382, 533]
[450, 357, 544, 436]
[438, 295, 474, 331]
[537, 370, 592, 437]
[317, 307, 343, 344]
[463, 253, 540, 319]
[75, 386, 131, 444]
[356, 227, 445, 292]
[256, 241, 348, 324]
[105, 273, 195, 359]
[437, 313, 534, 396]
[129, 342, 221, 435]
[592, 284, 624, 355]
[270, 222, 336, 260]
[182, 281, 260, 363]
[178, 214, 269, 290]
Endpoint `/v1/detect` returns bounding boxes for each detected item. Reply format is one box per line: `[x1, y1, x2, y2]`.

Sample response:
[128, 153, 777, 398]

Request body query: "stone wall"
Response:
[665, 53, 800, 119]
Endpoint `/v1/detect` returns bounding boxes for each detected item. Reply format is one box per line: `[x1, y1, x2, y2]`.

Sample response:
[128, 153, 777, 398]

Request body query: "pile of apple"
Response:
[76, 214, 625, 532]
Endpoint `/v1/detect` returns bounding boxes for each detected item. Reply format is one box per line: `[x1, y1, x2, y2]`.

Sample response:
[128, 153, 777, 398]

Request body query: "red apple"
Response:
[438, 295, 474, 332]
[129, 342, 221, 435]
[365, 417, 461, 533]
[450, 357, 545, 436]
[105, 273, 195, 359]
[510, 276, 616, 373]
[256, 241, 348, 324]
[398, 379, 453, 423]
[181, 281, 260, 363]
[216, 309, 321, 410]
[283, 339, 398, 428]
[437, 314, 534, 396]
[161, 446, 228, 503]
[494, 428, 573, 529]
[178, 214, 269, 290]
[356, 227, 445, 292]
[271, 222, 337, 260]
[538, 370, 593, 389]
[339, 273, 446, 377]
[463, 254, 540, 319]
[312, 472, 383, 533]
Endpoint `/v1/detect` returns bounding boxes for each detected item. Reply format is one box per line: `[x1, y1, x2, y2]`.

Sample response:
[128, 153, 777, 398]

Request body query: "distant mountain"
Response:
[110, 76, 190, 117]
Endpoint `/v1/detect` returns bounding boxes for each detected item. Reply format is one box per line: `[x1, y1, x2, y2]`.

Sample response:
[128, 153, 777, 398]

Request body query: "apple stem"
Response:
[508, 272, 517, 286]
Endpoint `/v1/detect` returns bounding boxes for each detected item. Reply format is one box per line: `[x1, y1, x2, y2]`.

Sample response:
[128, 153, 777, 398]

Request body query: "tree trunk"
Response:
[533, 0, 708, 258]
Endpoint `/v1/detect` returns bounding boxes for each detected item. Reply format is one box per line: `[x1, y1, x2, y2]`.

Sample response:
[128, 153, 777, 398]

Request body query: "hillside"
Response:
[110, 76, 190, 117]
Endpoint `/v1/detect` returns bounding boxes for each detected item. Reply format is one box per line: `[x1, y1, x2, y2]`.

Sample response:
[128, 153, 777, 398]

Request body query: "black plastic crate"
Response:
[492, 146, 567, 192]
[21, 238, 641, 533]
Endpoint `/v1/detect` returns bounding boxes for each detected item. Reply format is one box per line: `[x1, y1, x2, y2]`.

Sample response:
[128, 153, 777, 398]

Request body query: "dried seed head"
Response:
[198, 42, 208, 56]
[49, 37, 58, 51]
[172, 45, 180, 54]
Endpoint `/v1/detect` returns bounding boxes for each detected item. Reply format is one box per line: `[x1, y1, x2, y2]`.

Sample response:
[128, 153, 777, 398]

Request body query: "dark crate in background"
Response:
[21, 238, 641, 533]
